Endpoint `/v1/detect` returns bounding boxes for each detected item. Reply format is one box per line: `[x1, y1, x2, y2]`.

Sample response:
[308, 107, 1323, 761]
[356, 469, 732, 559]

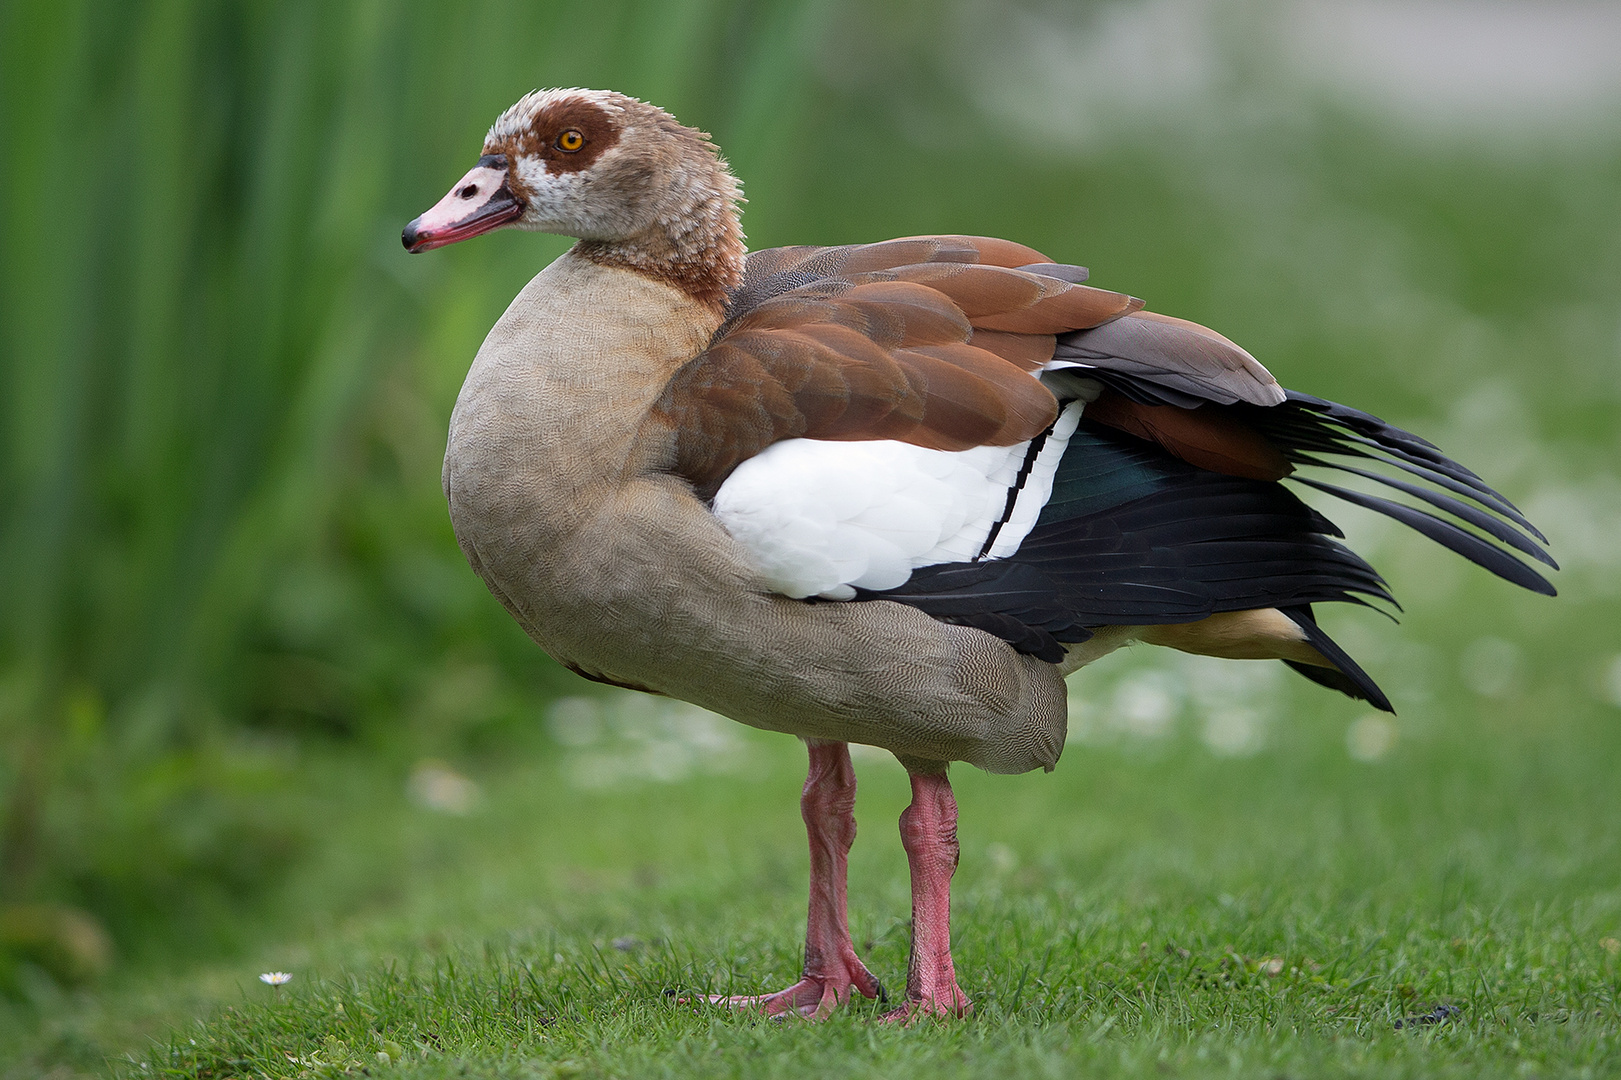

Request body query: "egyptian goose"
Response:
[403, 89, 1555, 1021]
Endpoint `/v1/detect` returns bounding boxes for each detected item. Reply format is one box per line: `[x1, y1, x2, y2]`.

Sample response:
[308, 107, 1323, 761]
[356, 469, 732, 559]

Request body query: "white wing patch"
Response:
[713, 401, 1085, 600]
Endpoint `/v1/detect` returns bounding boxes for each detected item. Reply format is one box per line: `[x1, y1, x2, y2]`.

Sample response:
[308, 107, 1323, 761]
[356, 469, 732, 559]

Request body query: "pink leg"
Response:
[710, 739, 884, 1018]
[882, 768, 972, 1022]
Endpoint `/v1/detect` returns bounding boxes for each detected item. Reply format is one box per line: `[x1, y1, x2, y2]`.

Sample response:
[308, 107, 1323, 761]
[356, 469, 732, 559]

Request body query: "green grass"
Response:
[18, 638, 1621, 1077]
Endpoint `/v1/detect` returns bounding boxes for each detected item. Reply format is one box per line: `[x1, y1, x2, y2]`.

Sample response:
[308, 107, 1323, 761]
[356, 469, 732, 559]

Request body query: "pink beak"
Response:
[402, 154, 523, 253]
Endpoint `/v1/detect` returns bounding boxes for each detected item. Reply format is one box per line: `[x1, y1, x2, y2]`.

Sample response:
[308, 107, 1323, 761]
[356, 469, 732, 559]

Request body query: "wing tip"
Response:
[1281, 606, 1395, 713]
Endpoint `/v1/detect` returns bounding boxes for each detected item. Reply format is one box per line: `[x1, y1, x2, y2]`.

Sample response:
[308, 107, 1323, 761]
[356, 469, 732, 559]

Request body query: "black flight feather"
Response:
[1295, 459, 1557, 569]
[1292, 478, 1556, 596]
[1280, 605, 1393, 712]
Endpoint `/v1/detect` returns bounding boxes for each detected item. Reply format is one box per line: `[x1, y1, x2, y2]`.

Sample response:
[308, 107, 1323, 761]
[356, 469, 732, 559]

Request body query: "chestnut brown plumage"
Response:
[1085, 390, 1294, 481]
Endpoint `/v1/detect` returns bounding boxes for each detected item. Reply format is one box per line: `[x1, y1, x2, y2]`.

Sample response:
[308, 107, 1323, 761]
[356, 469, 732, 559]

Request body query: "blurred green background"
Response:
[2, 0, 1619, 1063]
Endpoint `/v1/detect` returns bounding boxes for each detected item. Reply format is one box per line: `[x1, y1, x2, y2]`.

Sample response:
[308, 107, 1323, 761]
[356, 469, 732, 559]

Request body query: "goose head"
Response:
[403, 88, 745, 307]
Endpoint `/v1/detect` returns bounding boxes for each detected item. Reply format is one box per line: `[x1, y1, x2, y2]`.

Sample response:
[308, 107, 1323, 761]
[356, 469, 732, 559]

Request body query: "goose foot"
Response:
[708, 740, 884, 1019]
[878, 981, 972, 1023]
[707, 951, 885, 1018]
[880, 766, 972, 1023]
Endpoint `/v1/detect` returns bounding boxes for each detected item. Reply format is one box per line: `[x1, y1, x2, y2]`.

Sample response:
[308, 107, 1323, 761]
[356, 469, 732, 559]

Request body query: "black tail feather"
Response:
[1069, 374, 1550, 551]
[1224, 390, 1555, 582]
[1292, 451, 1548, 543]
[1280, 605, 1394, 713]
[1297, 459, 1557, 569]
[1336, 432, 1515, 508]
[1293, 478, 1556, 596]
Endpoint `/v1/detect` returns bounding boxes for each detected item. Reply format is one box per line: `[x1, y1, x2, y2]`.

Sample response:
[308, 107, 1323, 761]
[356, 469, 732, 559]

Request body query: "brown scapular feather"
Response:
[813, 281, 974, 346]
[832, 264, 1142, 334]
[1085, 390, 1294, 481]
[902, 344, 1060, 437]
[735, 235, 1052, 287]
[970, 283, 1144, 334]
[967, 330, 1057, 372]
[884, 235, 1054, 269]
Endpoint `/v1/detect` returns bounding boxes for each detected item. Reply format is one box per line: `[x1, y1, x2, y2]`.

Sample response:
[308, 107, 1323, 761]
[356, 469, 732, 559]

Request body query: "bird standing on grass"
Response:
[403, 89, 1554, 1021]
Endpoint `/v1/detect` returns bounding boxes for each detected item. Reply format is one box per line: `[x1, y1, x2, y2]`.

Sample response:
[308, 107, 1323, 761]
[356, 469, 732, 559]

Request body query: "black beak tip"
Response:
[401, 220, 422, 253]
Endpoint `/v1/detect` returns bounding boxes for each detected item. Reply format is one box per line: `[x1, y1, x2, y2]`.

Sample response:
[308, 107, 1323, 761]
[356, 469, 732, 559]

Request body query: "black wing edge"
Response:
[1280, 604, 1393, 713]
[1077, 372, 1557, 597]
[1247, 390, 1556, 596]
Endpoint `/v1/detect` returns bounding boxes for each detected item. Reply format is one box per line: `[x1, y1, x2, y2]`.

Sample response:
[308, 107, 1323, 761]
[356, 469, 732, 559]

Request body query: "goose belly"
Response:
[712, 401, 1085, 600]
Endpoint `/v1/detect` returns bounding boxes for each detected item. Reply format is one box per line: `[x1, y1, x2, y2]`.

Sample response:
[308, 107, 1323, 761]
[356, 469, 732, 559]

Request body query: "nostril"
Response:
[459, 184, 478, 199]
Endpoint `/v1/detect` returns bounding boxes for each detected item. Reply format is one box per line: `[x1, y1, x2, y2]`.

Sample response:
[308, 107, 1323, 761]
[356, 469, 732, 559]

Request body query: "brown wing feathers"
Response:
[839, 263, 1144, 335]
[1084, 390, 1294, 482]
[965, 330, 1056, 372]
[646, 234, 1283, 496]
[650, 280, 1065, 497]
[719, 235, 1053, 316]
[646, 237, 1147, 495]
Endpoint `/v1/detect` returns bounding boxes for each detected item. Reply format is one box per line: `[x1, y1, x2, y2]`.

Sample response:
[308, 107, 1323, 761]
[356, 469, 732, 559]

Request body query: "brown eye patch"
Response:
[492, 97, 620, 176]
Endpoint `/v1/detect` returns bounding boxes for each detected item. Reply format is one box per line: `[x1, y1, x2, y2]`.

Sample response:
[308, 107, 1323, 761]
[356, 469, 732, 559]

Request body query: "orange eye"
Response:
[557, 129, 584, 152]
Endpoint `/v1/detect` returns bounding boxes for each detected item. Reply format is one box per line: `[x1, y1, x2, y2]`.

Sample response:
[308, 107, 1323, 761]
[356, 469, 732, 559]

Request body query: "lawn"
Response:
[20, 613, 1621, 1078]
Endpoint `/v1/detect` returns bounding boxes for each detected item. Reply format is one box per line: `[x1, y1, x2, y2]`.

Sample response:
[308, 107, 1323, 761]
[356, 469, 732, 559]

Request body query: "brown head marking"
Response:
[486, 97, 622, 202]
